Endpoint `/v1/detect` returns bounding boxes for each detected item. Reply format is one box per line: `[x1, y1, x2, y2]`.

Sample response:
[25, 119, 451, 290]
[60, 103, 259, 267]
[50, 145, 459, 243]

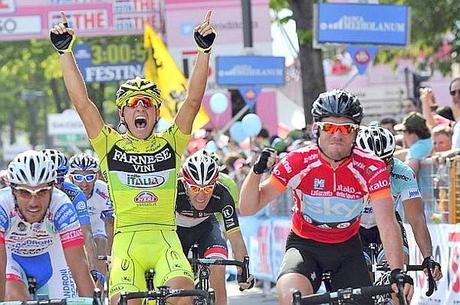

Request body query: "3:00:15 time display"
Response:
[91, 43, 144, 65]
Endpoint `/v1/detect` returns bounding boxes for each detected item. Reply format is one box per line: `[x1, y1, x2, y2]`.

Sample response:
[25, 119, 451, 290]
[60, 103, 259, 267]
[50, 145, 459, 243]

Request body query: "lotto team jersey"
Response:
[270, 145, 392, 243]
[361, 158, 421, 229]
[90, 124, 190, 232]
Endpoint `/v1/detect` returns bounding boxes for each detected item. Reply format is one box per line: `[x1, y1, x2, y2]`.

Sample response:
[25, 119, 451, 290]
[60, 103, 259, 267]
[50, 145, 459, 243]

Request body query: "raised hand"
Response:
[49, 12, 76, 54]
[194, 10, 216, 53]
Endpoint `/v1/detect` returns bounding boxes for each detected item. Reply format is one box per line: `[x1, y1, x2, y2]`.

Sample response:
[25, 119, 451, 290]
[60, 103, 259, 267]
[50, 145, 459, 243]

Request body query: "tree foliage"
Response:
[0, 35, 142, 149]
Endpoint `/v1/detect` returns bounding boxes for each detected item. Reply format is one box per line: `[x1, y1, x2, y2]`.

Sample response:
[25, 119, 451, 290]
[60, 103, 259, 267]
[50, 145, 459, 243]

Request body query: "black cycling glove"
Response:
[422, 256, 441, 272]
[390, 268, 414, 286]
[253, 148, 276, 174]
[194, 29, 217, 53]
[50, 23, 75, 55]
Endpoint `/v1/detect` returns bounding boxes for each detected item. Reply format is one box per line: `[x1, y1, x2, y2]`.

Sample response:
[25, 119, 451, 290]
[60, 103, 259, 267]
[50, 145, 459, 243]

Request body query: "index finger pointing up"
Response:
[60, 11, 68, 24]
[204, 10, 212, 23]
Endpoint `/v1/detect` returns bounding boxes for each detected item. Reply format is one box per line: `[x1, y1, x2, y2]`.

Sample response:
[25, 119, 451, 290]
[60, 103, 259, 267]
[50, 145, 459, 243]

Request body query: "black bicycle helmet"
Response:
[311, 89, 363, 124]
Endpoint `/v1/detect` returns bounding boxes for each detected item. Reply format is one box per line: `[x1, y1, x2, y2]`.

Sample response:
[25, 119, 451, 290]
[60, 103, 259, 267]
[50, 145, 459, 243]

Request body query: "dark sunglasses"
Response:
[450, 89, 460, 96]
[316, 122, 359, 135]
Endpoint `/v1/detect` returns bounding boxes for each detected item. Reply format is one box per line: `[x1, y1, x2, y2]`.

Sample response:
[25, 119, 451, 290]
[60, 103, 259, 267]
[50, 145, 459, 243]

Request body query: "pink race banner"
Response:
[0, 0, 157, 41]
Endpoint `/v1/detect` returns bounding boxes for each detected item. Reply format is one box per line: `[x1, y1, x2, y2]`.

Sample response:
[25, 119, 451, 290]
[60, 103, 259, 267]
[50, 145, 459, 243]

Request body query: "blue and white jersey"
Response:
[62, 181, 91, 226]
[361, 158, 421, 229]
[87, 180, 113, 238]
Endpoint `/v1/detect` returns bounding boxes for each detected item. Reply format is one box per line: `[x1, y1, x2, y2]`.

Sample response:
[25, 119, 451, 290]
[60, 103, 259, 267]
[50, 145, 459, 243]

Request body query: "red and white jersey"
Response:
[269, 144, 392, 243]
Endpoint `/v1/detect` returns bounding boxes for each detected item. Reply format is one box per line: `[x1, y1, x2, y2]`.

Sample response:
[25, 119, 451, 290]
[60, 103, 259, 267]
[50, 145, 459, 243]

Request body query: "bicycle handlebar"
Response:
[373, 263, 437, 296]
[292, 285, 394, 305]
[0, 289, 102, 305]
[188, 255, 250, 282]
[118, 287, 210, 305]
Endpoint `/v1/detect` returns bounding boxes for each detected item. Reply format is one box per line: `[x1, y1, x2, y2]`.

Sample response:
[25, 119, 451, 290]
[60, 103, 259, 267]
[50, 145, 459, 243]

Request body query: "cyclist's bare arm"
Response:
[105, 216, 114, 253]
[227, 230, 248, 264]
[0, 241, 5, 300]
[51, 12, 104, 139]
[239, 173, 281, 215]
[81, 223, 98, 270]
[64, 244, 95, 297]
[371, 196, 404, 270]
[175, 11, 212, 135]
[403, 197, 433, 258]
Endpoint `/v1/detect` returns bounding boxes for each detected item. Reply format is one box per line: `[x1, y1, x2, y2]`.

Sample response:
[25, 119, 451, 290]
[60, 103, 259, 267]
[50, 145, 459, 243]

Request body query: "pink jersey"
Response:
[270, 144, 391, 243]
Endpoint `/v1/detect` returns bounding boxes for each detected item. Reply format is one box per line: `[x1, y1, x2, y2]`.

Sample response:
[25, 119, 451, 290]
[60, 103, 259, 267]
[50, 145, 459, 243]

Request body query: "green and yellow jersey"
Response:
[90, 124, 190, 233]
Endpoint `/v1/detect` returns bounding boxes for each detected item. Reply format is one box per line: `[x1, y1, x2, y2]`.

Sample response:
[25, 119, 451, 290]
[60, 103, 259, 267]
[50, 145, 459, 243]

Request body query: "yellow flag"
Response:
[144, 24, 210, 130]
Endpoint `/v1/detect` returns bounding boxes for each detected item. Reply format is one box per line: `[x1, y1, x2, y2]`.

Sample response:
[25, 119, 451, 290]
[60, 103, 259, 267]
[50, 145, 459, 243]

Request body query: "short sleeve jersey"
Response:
[269, 145, 392, 243]
[62, 181, 90, 226]
[361, 158, 421, 229]
[175, 179, 240, 234]
[0, 188, 84, 255]
[90, 124, 190, 232]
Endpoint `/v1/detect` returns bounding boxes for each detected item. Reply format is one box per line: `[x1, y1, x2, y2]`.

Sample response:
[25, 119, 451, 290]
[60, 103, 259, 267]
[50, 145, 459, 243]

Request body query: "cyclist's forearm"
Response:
[82, 225, 97, 270]
[59, 53, 90, 108]
[410, 220, 433, 258]
[228, 230, 248, 263]
[185, 52, 210, 107]
[239, 172, 263, 215]
[64, 246, 95, 297]
[380, 221, 404, 270]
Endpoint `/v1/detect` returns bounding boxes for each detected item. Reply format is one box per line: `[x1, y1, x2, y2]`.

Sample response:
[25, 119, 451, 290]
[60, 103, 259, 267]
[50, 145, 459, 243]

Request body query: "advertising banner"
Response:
[216, 56, 285, 87]
[73, 43, 143, 83]
[0, 0, 159, 41]
[316, 3, 410, 46]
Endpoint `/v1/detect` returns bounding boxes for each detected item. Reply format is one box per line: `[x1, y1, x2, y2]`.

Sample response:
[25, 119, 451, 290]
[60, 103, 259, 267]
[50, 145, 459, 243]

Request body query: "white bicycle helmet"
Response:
[182, 149, 219, 186]
[69, 153, 99, 174]
[8, 150, 57, 186]
[357, 126, 396, 159]
[42, 149, 69, 176]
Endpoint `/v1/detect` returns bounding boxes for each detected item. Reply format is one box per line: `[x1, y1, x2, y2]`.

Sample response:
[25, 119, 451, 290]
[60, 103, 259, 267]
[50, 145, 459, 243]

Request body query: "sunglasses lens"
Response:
[320, 123, 356, 135]
[86, 174, 96, 182]
[128, 97, 153, 108]
[451, 90, 460, 96]
[16, 189, 32, 199]
[203, 186, 213, 194]
[73, 175, 84, 182]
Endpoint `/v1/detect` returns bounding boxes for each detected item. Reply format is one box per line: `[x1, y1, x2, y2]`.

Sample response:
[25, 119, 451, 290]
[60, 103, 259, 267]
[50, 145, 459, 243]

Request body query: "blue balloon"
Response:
[209, 93, 229, 114]
[205, 140, 218, 152]
[242, 113, 262, 137]
[229, 121, 247, 143]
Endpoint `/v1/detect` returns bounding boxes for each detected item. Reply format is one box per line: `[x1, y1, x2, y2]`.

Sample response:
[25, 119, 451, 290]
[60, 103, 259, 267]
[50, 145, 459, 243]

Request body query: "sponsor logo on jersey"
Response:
[75, 200, 86, 211]
[306, 200, 361, 218]
[392, 173, 410, 181]
[17, 222, 26, 231]
[110, 146, 174, 173]
[408, 190, 420, 198]
[369, 179, 389, 192]
[134, 191, 158, 204]
[121, 259, 130, 271]
[366, 165, 378, 174]
[126, 174, 166, 188]
[336, 222, 351, 229]
[303, 153, 318, 164]
[96, 188, 109, 200]
[336, 185, 355, 193]
[60, 268, 77, 298]
[353, 160, 365, 170]
[313, 178, 325, 190]
[222, 205, 234, 218]
[281, 159, 292, 174]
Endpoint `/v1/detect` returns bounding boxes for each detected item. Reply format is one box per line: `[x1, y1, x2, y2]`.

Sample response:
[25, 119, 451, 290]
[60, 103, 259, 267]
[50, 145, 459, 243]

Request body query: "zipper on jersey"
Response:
[333, 169, 337, 192]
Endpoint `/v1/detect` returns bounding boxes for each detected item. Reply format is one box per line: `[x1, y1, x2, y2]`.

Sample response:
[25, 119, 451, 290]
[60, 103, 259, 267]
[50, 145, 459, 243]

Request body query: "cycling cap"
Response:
[8, 150, 56, 186]
[182, 150, 219, 186]
[69, 153, 99, 174]
[311, 89, 363, 124]
[357, 126, 396, 159]
[42, 149, 69, 176]
[115, 77, 163, 108]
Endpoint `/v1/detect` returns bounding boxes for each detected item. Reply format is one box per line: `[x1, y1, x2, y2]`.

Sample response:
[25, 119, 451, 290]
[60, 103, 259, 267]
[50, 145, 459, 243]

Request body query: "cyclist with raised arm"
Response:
[357, 126, 443, 281]
[239, 90, 414, 305]
[68, 153, 114, 289]
[50, 10, 216, 305]
[0, 150, 94, 300]
[177, 150, 254, 305]
[42, 149, 99, 277]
